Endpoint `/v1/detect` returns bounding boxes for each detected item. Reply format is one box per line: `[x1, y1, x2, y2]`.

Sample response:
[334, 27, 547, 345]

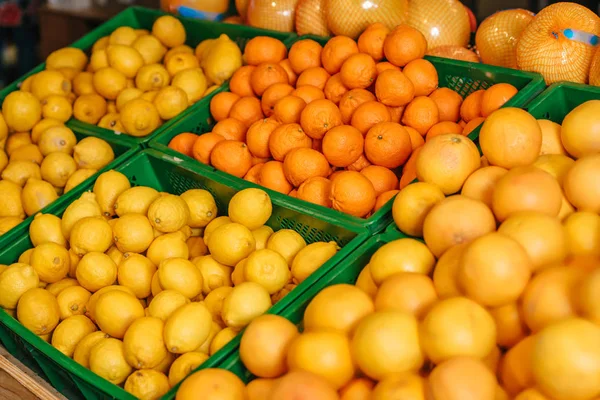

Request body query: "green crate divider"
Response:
[149, 34, 545, 235]
[161, 228, 405, 398]
[0, 131, 138, 247]
[0, 6, 297, 148]
[0, 148, 367, 400]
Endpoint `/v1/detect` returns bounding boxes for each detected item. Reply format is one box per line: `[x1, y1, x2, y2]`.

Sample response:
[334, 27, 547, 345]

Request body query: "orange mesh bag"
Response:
[407, 0, 471, 48]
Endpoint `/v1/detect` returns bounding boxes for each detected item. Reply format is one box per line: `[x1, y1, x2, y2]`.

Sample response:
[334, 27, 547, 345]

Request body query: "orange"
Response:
[492, 166, 563, 222]
[229, 65, 256, 97]
[374, 272, 437, 318]
[374, 69, 415, 107]
[330, 171, 376, 217]
[297, 177, 332, 208]
[480, 107, 542, 168]
[351, 311, 424, 380]
[500, 336, 536, 396]
[291, 85, 325, 104]
[282, 148, 330, 187]
[212, 117, 247, 141]
[360, 165, 399, 197]
[288, 39, 323, 74]
[296, 67, 330, 90]
[498, 211, 568, 272]
[288, 189, 298, 198]
[392, 181, 445, 237]
[429, 87, 463, 122]
[322, 125, 364, 167]
[355, 265, 378, 298]
[340, 378, 375, 400]
[460, 89, 485, 122]
[433, 243, 467, 299]
[563, 211, 600, 257]
[175, 369, 246, 400]
[387, 105, 404, 123]
[273, 95, 307, 124]
[458, 232, 532, 307]
[376, 61, 400, 74]
[267, 370, 339, 400]
[279, 59, 297, 86]
[402, 96, 440, 135]
[286, 331, 355, 389]
[358, 23, 390, 61]
[416, 133, 481, 195]
[168, 132, 198, 157]
[321, 35, 359, 75]
[575, 267, 600, 325]
[374, 190, 399, 212]
[261, 83, 294, 117]
[420, 297, 496, 363]
[240, 314, 298, 378]
[210, 92, 240, 122]
[425, 121, 463, 141]
[258, 161, 293, 194]
[324, 73, 349, 104]
[462, 116, 485, 136]
[371, 374, 425, 400]
[423, 195, 496, 257]
[339, 88, 377, 124]
[461, 165, 508, 208]
[537, 119, 567, 155]
[489, 302, 527, 348]
[402, 59, 438, 97]
[563, 154, 600, 213]
[228, 96, 264, 128]
[192, 132, 226, 164]
[364, 122, 412, 169]
[246, 117, 281, 158]
[561, 99, 600, 158]
[340, 53, 377, 90]
[351, 101, 392, 135]
[247, 379, 279, 400]
[299, 99, 343, 139]
[399, 147, 422, 189]
[268, 123, 312, 161]
[250, 62, 289, 96]
[480, 83, 518, 117]
[210, 140, 253, 178]
[244, 163, 264, 184]
[383, 25, 427, 67]
[243, 36, 288, 65]
[347, 154, 372, 172]
[427, 357, 497, 400]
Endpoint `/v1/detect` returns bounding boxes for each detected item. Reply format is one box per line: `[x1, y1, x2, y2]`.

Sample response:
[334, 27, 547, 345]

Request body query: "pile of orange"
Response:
[168, 23, 517, 219]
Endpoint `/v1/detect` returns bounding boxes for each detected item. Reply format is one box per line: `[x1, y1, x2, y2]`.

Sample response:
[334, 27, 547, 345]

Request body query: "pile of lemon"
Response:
[6, 15, 242, 138]
[0, 170, 338, 399]
[0, 113, 115, 236]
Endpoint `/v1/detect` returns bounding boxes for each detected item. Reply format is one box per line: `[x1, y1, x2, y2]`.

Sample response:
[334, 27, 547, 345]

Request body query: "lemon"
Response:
[195, 39, 216, 63]
[291, 241, 339, 284]
[56, 286, 91, 320]
[157, 258, 203, 299]
[221, 282, 272, 329]
[193, 255, 233, 294]
[104, 243, 122, 264]
[30, 213, 67, 247]
[73, 93, 107, 124]
[203, 286, 233, 323]
[0, 264, 39, 309]
[132, 34, 166, 65]
[228, 188, 272, 230]
[172, 68, 207, 104]
[94, 290, 145, 338]
[73, 137, 115, 170]
[89, 338, 133, 385]
[46, 47, 87, 71]
[89, 49, 109, 72]
[0, 150, 8, 174]
[0, 180, 24, 219]
[1, 161, 41, 187]
[251, 226, 274, 251]
[152, 15, 186, 48]
[85, 285, 135, 321]
[40, 95, 72, 123]
[18, 249, 33, 264]
[147, 231, 189, 266]
[17, 288, 60, 335]
[38, 126, 76, 157]
[2, 91, 42, 132]
[203, 216, 231, 245]
[61, 191, 102, 239]
[136, 64, 170, 92]
[147, 290, 187, 322]
[70, 216, 113, 256]
[92, 37, 109, 53]
[106, 100, 118, 113]
[106, 45, 144, 79]
[93, 170, 131, 217]
[153, 86, 189, 120]
[31, 118, 62, 144]
[0, 112, 7, 141]
[40, 153, 77, 188]
[147, 194, 190, 233]
[165, 52, 199, 76]
[67, 249, 80, 278]
[178, 189, 217, 229]
[30, 242, 70, 283]
[6, 132, 33, 156]
[46, 278, 78, 296]
[0, 216, 22, 234]
[114, 186, 160, 216]
[109, 26, 138, 46]
[122, 316, 168, 369]
[232, 259, 247, 286]
[64, 169, 97, 193]
[207, 223, 256, 267]
[151, 272, 163, 296]
[51, 315, 97, 357]
[117, 254, 156, 299]
[168, 352, 210, 387]
[75, 252, 117, 293]
[73, 331, 109, 368]
[166, 44, 194, 64]
[97, 113, 125, 132]
[188, 236, 208, 258]
[10, 144, 44, 165]
[119, 98, 161, 137]
[164, 302, 212, 353]
[210, 326, 238, 355]
[370, 239, 436, 284]
[93, 67, 127, 100]
[116, 88, 143, 111]
[19, 74, 35, 92]
[72, 72, 96, 96]
[201, 34, 243, 86]
[244, 249, 290, 294]
[267, 229, 307, 265]
[30, 70, 72, 100]
[124, 369, 170, 400]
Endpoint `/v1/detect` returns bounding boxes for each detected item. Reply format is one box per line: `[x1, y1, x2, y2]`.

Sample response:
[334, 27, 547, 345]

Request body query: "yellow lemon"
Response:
[369, 238, 436, 284]
[201, 34, 243, 86]
[0, 216, 22, 235]
[291, 241, 339, 284]
[165, 52, 199, 76]
[0, 264, 39, 309]
[203, 286, 234, 323]
[106, 45, 144, 79]
[1, 160, 41, 187]
[132, 34, 167, 64]
[40, 153, 77, 188]
[72, 72, 96, 96]
[97, 113, 125, 132]
[124, 369, 170, 400]
[172, 68, 207, 104]
[179, 189, 217, 229]
[109, 26, 138, 46]
[203, 216, 231, 245]
[46, 47, 87, 72]
[135, 64, 170, 92]
[16, 288, 60, 335]
[89, 49, 109, 72]
[45, 277, 78, 296]
[56, 285, 91, 320]
[30, 241, 70, 283]
[41, 95, 72, 122]
[120, 98, 162, 137]
[207, 222, 256, 266]
[166, 44, 194, 64]
[38, 125, 77, 155]
[51, 315, 97, 357]
[116, 87, 143, 111]
[0, 180, 24, 219]
[89, 338, 133, 385]
[73, 136, 115, 169]
[76, 252, 117, 292]
[193, 255, 233, 294]
[117, 254, 156, 299]
[210, 327, 238, 355]
[69, 216, 113, 255]
[157, 257, 203, 299]
[147, 289, 189, 321]
[221, 281, 271, 329]
[31, 118, 63, 143]
[164, 302, 212, 353]
[153, 86, 189, 120]
[60, 191, 102, 239]
[92, 170, 131, 217]
[266, 229, 306, 265]
[92, 67, 127, 100]
[5, 132, 33, 156]
[2, 91, 42, 132]
[94, 290, 145, 339]
[73, 93, 107, 124]
[147, 194, 190, 233]
[30, 70, 72, 100]
[228, 188, 272, 230]
[114, 186, 160, 216]
[64, 169, 97, 193]
[152, 15, 186, 48]
[73, 331, 110, 368]
[168, 352, 209, 387]
[123, 316, 168, 369]
[252, 225, 274, 250]
[146, 231, 189, 266]
[244, 249, 290, 294]
[9, 144, 43, 165]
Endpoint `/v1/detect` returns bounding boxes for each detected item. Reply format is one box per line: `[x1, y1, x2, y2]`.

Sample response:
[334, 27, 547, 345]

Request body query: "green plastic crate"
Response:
[0, 149, 367, 400]
[0, 131, 138, 247]
[161, 227, 405, 399]
[0, 6, 297, 147]
[521, 81, 600, 122]
[148, 35, 545, 234]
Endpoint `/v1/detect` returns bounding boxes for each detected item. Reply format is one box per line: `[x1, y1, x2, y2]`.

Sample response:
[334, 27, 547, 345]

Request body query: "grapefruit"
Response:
[563, 154, 600, 213]
[427, 357, 497, 400]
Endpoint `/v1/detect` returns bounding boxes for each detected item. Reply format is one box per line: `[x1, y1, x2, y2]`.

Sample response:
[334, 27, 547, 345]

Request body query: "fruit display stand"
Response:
[149, 38, 545, 235]
[0, 149, 368, 400]
[0, 6, 297, 148]
[523, 81, 600, 122]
